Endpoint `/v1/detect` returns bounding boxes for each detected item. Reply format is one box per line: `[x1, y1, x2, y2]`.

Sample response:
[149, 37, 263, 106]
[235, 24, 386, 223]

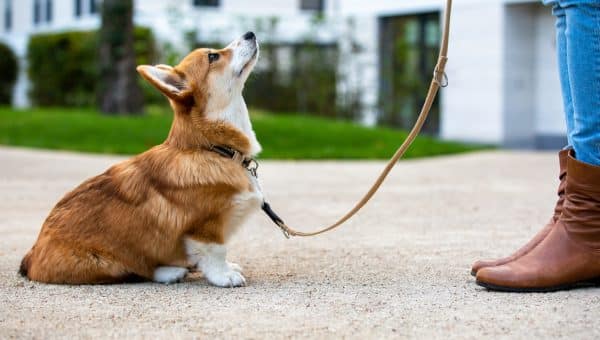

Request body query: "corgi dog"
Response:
[19, 32, 263, 287]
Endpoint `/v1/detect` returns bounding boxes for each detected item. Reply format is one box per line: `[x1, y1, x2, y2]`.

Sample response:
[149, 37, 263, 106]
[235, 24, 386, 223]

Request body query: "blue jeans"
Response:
[543, 0, 600, 166]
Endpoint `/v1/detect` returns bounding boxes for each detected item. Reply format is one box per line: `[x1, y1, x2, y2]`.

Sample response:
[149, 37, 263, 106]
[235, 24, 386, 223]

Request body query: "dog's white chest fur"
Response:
[210, 95, 264, 239]
[225, 173, 263, 239]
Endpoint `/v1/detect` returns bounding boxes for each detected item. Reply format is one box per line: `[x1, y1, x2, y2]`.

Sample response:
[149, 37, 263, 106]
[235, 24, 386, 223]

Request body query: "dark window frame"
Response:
[89, 0, 97, 14]
[300, 0, 324, 12]
[33, 0, 54, 25]
[378, 12, 441, 134]
[4, 0, 12, 31]
[192, 0, 220, 7]
[33, 0, 41, 24]
[46, 0, 52, 22]
[75, 0, 82, 17]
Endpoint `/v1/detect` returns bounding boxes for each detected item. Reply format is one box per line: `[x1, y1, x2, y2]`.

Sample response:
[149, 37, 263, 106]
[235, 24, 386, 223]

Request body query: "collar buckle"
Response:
[209, 144, 259, 177]
[244, 158, 259, 177]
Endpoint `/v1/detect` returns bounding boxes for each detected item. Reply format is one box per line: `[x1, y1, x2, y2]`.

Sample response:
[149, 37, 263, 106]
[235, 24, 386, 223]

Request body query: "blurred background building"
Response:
[0, 0, 565, 148]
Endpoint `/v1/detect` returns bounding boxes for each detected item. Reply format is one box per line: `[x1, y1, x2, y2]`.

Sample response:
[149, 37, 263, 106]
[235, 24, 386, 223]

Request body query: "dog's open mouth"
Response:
[238, 49, 258, 77]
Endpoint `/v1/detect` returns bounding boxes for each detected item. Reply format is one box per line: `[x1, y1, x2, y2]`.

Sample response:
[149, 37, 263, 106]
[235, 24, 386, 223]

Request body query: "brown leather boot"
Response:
[470, 149, 569, 276]
[476, 151, 600, 292]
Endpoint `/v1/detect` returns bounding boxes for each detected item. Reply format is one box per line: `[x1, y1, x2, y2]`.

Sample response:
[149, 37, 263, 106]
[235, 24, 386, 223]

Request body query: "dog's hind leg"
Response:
[23, 242, 139, 284]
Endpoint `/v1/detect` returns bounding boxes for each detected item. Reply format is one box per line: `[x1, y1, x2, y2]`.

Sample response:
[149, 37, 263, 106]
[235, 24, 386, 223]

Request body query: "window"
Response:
[379, 13, 441, 133]
[75, 0, 99, 19]
[46, 0, 52, 22]
[193, 0, 219, 7]
[75, 0, 82, 17]
[33, 0, 53, 24]
[300, 0, 323, 12]
[4, 0, 12, 31]
[33, 0, 41, 24]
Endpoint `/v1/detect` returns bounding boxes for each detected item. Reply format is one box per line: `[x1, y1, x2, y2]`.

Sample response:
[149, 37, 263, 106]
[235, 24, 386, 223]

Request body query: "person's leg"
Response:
[564, 1, 600, 165]
[475, 1, 600, 292]
[470, 0, 571, 276]
[553, 4, 576, 147]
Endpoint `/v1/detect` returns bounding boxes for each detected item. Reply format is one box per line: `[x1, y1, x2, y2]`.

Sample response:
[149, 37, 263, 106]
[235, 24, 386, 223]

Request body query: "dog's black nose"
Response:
[243, 31, 255, 40]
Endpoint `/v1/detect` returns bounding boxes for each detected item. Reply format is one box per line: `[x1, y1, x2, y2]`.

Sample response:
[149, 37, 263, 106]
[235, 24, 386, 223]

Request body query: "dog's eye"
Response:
[208, 53, 220, 64]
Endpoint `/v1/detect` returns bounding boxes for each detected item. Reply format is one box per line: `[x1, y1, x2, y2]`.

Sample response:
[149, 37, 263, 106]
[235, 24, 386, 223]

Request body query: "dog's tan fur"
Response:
[20, 36, 261, 284]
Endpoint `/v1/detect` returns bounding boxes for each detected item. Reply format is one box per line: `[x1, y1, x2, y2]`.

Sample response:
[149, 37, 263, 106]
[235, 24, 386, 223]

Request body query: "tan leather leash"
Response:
[260, 0, 453, 238]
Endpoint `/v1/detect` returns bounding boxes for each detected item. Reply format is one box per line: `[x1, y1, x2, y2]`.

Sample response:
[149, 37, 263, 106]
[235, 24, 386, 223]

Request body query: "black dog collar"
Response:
[208, 144, 259, 177]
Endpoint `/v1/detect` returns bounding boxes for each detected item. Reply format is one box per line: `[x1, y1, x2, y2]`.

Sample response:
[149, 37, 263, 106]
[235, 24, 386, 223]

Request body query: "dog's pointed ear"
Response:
[137, 65, 189, 101]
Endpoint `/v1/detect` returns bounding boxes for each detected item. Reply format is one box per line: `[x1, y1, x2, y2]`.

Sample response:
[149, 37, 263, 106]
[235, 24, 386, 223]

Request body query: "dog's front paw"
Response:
[227, 261, 243, 273]
[153, 266, 188, 284]
[205, 269, 246, 288]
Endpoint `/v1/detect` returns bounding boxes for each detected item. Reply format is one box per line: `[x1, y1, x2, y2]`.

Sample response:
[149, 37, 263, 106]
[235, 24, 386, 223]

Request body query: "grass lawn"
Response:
[0, 107, 485, 159]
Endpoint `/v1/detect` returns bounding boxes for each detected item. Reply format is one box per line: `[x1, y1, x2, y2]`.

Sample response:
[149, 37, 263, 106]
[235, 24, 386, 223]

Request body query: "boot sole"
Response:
[476, 277, 600, 293]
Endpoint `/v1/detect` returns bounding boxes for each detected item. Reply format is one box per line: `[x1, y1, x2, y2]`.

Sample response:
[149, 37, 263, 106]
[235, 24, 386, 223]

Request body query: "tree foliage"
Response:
[27, 28, 155, 107]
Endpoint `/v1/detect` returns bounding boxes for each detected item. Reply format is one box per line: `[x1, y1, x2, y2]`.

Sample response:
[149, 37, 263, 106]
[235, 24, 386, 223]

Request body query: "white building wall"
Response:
[503, 3, 537, 148]
[503, 2, 565, 148]
[223, 0, 306, 15]
[533, 4, 565, 140]
[440, 1, 506, 144]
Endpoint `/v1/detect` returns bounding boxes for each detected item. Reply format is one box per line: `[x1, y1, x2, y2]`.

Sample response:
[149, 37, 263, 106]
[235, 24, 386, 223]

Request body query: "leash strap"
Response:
[263, 0, 453, 238]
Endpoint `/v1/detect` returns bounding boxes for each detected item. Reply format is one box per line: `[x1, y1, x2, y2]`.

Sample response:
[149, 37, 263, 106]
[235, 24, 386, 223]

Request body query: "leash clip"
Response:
[262, 201, 291, 239]
[277, 222, 291, 239]
[433, 68, 449, 88]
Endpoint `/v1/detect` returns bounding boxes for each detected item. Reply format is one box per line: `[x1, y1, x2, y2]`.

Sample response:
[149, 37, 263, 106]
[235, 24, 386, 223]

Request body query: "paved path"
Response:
[0, 147, 598, 339]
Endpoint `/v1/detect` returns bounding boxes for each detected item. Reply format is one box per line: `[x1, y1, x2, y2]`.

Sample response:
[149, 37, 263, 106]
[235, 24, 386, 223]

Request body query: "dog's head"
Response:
[137, 32, 259, 114]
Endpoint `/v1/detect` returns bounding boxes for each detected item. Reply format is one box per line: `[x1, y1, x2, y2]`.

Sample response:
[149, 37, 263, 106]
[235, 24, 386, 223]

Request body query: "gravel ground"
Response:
[0, 146, 598, 339]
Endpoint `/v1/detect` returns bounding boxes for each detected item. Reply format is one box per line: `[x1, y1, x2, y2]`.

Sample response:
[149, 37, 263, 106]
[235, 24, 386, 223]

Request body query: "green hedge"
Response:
[0, 42, 18, 105]
[27, 27, 156, 107]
